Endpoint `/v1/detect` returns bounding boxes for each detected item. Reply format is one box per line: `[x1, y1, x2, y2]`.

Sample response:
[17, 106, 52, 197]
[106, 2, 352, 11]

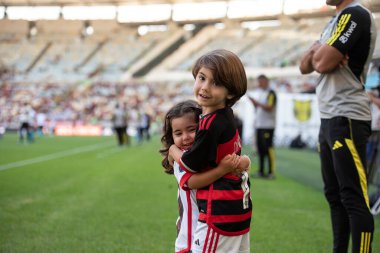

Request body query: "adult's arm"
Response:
[312, 44, 345, 74]
[299, 41, 322, 74]
[255, 91, 276, 112]
[311, 8, 366, 74]
[368, 92, 380, 107]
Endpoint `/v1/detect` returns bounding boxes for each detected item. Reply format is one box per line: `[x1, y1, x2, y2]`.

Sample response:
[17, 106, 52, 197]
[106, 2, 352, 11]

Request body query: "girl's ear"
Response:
[227, 94, 234, 99]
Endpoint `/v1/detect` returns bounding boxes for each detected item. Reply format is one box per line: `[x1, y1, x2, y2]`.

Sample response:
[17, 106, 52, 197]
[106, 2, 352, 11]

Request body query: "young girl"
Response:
[160, 100, 249, 253]
[169, 49, 252, 253]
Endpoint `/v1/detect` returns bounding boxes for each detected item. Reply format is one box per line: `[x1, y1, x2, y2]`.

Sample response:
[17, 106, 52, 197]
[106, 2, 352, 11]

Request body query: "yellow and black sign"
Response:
[293, 99, 312, 122]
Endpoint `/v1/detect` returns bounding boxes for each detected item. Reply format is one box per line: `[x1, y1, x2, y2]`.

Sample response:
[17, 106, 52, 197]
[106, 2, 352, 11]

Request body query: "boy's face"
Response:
[171, 113, 197, 151]
[194, 67, 232, 115]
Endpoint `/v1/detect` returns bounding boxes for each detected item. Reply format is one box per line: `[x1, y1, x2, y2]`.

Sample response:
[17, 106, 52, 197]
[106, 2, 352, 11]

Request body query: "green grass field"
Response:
[0, 134, 378, 253]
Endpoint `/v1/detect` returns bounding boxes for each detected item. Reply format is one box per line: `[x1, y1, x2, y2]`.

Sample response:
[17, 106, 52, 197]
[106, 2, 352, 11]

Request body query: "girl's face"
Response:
[171, 113, 197, 151]
[194, 67, 232, 115]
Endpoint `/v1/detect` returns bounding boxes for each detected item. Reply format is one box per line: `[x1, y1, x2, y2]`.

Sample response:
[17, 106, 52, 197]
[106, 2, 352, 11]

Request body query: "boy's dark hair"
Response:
[192, 49, 247, 107]
[159, 100, 202, 174]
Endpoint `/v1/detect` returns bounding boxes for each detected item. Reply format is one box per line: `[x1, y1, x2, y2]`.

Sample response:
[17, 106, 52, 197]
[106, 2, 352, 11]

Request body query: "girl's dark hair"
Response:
[192, 49, 247, 107]
[159, 100, 201, 174]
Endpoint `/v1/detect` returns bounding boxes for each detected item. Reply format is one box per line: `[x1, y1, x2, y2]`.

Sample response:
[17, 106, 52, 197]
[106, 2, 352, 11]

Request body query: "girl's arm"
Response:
[168, 144, 184, 165]
[236, 155, 251, 173]
[187, 154, 250, 189]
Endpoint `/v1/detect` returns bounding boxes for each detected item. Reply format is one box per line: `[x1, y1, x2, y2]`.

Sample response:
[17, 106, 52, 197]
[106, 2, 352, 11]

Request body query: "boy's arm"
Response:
[186, 154, 244, 189]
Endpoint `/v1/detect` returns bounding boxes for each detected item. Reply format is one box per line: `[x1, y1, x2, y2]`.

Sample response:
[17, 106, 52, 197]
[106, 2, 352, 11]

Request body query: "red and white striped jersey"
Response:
[174, 161, 199, 253]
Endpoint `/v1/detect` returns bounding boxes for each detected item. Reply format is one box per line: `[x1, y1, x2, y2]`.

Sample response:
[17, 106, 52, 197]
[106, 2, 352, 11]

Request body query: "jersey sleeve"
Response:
[179, 122, 219, 173]
[326, 7, 368, 54]
[173, 162, 193, 191]
[267, 90, 276, 107]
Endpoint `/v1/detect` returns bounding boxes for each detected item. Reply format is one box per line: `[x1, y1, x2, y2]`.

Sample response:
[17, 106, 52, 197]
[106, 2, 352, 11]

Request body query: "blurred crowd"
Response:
[0, 77, 316, 138]
[0, 81, 195, 135]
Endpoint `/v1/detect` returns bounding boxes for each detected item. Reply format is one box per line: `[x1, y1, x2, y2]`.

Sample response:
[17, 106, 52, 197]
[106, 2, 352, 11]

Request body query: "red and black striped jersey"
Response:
[179, 107, 252, 236]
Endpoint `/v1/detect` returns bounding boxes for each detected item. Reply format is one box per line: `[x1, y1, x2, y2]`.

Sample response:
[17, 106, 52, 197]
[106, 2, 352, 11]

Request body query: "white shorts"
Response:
[191, 221, 250, 253]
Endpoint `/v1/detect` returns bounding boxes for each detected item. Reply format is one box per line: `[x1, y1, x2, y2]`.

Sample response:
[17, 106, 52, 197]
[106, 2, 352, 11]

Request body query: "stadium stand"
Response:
[1, 5, 380, 134]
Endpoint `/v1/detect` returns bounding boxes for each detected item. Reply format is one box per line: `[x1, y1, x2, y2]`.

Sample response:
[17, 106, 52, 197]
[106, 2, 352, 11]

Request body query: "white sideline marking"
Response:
[0, 142, 114, 171]
[96, 147, 125, 159]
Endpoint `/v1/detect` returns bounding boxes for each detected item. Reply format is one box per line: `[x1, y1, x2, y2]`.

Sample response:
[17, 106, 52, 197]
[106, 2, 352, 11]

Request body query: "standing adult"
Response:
[249, 74, 277, 179]
[112, 103, 128, 146]
[137, 111, 151, 144]
[36, 109, 47, 137]
[299, 0, 376, 252]
[18, 102, 34, 143]
[19, 103, 29, 143]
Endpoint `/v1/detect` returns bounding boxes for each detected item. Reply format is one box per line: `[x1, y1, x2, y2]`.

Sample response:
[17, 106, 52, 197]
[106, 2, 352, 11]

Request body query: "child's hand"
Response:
[219, 154, 239, 173]
[237, 155, 251, 173]
[168, 144, 183, 165]
[168, 154, 174, 166]
[220, 153, 250, 175]
[168, 144, 177, 166]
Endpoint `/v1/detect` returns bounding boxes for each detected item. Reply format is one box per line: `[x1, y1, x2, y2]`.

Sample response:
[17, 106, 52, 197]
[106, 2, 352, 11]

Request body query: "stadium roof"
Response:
[1, 0, 380, 23]
[1, 0, 380, 12]
[0, 0, 218, 6]
[3, 0, 380, 7]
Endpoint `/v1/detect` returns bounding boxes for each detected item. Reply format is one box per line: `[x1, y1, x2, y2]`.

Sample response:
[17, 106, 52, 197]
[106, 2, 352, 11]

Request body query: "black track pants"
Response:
[319, 117, 374, 253]
[256, 128, 275, 175]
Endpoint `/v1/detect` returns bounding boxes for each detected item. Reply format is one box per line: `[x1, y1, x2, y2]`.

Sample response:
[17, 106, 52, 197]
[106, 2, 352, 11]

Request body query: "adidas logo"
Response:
[195, 239, 200, 246]
[333, 140, 343, 150]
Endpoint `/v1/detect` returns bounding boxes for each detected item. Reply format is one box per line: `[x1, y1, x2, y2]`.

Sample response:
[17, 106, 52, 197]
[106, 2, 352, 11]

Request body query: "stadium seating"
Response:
[1, 16, 379, 83]
[1, 16, 380, 132]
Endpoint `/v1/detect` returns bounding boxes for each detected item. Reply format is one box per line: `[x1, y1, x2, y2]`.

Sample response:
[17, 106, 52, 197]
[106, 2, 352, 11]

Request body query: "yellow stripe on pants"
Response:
[360, 232, 372, 253]
[268, 147, 275, 174]
[345, 138, 370, 209]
